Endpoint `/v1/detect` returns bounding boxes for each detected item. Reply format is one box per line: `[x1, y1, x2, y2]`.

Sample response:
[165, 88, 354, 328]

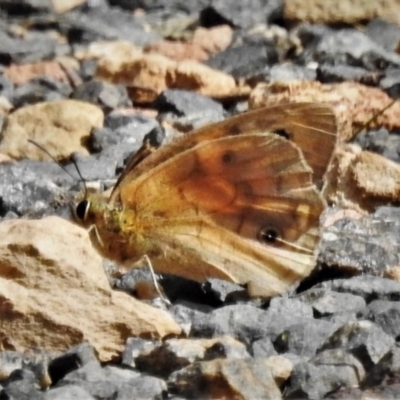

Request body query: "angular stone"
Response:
[169, 358, 282, 399]
[321, 320, 395, 369]
[0, 217, 181, 361]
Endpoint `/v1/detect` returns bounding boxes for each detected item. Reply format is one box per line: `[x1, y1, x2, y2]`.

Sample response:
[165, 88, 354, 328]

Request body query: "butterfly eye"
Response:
[75, 200, 90, 221]
[258, 227, 280, 244]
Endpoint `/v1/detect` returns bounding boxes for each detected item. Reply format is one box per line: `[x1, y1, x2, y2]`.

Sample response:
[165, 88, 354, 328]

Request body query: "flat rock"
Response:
[0, 217, 181, 361]
[284, 0, 400, 25]
[0, 99, 104, 161]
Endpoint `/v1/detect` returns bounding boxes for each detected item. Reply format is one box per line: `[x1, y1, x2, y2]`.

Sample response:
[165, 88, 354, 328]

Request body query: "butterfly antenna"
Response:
[28, 139, 88, 197]
[354, 98, 398, 136]
[69, 155, 88, 198]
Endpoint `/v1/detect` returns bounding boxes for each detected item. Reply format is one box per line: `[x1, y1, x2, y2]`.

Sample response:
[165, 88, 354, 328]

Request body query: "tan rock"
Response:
[75, 40, 142, 62]
[192, 25, 233, 55]
[265, 355, 293, 387]
[0, 217, 181, 361]
[96, 52, 243, 100]
[0, 99, 104, 161]
[144, 41, 209, 62]
[4, 61, 71, 86]
[324, 144, 400, 211]
[0, 96, 12, 117]
[167, 60, 238, 98]
[169, 358, 282, 399]
[249, 81, 400, 141]
[96, 53, 173, 92]
[284, 0, 400, 25]
[0, 153, 13, 164]
[384, 265, 400, 282]
[52, 0, 87, 13]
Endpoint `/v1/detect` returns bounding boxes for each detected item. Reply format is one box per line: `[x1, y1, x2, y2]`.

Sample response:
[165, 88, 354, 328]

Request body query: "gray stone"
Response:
[318, 275, 400, 302]
[362, 344, 400, 387]
[274, 319, 339, 357]
[121, 338, 161, 369]
[43, 385, 95, 399]
[286, 350, 364, 400]
[368, 299, 400, 338]
[297, 288, 366, 316]
[321, 320, 395, 369]
[251, 337, 277, 358]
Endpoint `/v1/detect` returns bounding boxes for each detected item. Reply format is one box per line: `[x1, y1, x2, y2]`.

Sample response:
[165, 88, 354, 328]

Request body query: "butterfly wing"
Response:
[110, 102, 336, 207]
[117, 133, 327, 297]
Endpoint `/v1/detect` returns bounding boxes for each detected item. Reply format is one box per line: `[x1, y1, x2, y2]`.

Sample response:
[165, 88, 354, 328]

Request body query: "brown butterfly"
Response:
[75, 103, 337, 298]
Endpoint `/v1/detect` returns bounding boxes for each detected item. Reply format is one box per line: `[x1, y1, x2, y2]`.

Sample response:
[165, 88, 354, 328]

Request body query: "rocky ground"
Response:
[3, 0, 400, 399]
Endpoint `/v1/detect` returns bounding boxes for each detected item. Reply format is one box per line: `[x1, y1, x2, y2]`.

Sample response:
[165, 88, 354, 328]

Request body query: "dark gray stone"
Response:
[0, 31, 59, 64]
[251, 337, 277, 358]
[274, 319, 339, 357]
[59, 7, 160, 46]
[268, 63, 317, 82]
[317, 64, 375, 84]
[319, 207, 400, 278]
[365, 18, 400, 52]
[379, 69, 400, 98]
[0, 159, 77, 218]
[121, 338, 161, 369]
[0, 0, 53, 15]
[368, 300, 400, 338]
[268, 296, 313, 319]
[200, 0, 284, 28]
[155, 89, 225, 130]
[318, 275, 400, 303]
[321, 320, 395, 370]
[362, 345, 400, 388]
[12, 77, 71, 108]
[0, 369, 43, 400]
[299, 28, 400, 70]
[191, 298, 314, 345]
[48, 343, 99, 385]
[72, 81, 131, 111]
[206, 43, 278, 79]
[297, 288, 367, 316]
[57, 360, 155, 399]
[112, 376, 167, 400]
[202, 278, 247, 303]
[286, 350, 364, 399]
[169, 301, 213, 336]
[43, 385, 95, 400]
[190, 304, 271, 343]
[0, 75, 14, 98]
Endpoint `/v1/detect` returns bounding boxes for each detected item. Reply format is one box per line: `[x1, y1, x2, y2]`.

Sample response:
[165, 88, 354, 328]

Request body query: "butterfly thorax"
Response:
[75, 194, 148, 263]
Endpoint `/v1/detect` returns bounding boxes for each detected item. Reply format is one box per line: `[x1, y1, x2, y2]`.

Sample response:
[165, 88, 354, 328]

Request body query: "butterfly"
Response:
[74, 102, 337, 298]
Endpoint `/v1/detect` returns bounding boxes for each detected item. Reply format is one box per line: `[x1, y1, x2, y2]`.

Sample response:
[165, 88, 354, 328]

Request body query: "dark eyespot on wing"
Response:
[258, 226, 280, 244]
[221, 150, 235, 164]
[274, 129, 290, 140]
[227, 123, 242, 136]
